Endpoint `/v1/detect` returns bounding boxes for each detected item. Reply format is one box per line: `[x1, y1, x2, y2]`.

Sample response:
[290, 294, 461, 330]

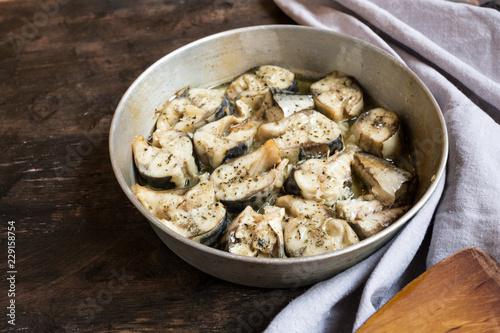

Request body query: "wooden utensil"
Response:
[357, 247, 500, 332]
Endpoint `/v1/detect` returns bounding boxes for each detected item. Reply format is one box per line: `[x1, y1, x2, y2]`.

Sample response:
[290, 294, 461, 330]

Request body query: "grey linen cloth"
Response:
[265, 0, 500, 332]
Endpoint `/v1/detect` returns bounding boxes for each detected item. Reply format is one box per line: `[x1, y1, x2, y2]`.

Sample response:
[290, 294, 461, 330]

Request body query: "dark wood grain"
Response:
[0, 1, 305, 331]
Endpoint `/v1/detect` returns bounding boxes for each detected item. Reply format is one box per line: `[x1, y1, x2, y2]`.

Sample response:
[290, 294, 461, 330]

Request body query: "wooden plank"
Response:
[358, 247, 500, 332]
[0, 0, 303, 331]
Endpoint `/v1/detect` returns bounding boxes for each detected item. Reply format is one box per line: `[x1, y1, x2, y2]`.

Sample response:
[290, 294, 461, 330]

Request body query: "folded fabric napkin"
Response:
[266, 1, 500, 332]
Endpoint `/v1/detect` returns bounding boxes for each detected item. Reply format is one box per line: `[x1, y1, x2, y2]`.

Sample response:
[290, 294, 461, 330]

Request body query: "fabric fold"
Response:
[266, 0, 500, 332]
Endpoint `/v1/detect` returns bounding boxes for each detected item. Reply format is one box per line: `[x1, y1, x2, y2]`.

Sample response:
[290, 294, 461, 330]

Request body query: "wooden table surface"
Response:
[0, 1, 309, 332]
